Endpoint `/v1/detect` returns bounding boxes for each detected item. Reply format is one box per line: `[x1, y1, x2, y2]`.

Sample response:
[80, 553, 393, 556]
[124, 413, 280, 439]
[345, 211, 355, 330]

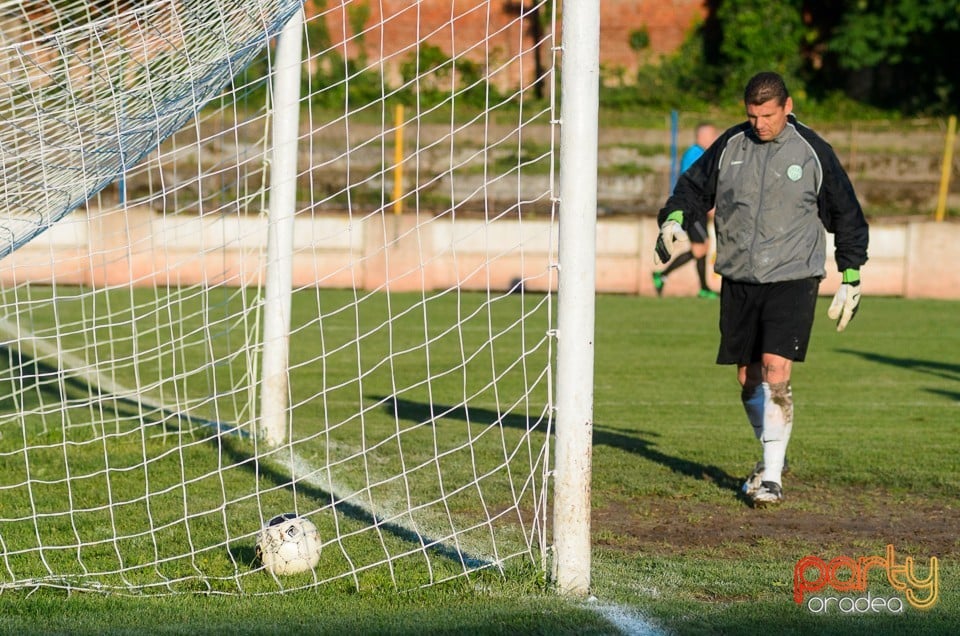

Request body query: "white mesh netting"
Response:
[0, 0, 558, 594]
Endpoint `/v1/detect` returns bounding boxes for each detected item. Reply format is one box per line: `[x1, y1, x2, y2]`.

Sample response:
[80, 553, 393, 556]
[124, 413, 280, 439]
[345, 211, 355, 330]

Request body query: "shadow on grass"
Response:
[370, 394, 539, 431]
[377, 394, 742, 495]
[0, 346, 65, 411]
[927, 388, 960, 402]
[0, 346, 489, 573]
[653, 605, 957, 636]
[836, 348, 960, 402]
[835, 348, 960, 379]
[217, 436, 491, 571]
[592, 423, 742, 493]
[0, 343, 243, 435]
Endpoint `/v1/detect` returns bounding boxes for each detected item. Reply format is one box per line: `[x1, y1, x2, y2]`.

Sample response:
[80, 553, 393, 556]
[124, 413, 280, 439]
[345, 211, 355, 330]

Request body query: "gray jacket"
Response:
[660, 115, 869, 283]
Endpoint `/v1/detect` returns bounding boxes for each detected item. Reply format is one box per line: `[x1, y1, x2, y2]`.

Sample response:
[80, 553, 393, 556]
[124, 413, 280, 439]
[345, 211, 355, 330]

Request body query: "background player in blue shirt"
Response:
[653, 122, 719, 298]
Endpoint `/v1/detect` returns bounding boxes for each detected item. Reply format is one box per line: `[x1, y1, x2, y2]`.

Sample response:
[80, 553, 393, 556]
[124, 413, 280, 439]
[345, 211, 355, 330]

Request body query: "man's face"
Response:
[746, 96, 793, 142]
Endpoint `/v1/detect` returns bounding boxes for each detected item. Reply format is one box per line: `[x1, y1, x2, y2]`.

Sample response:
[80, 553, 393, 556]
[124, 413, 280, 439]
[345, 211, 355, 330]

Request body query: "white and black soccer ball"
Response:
[255, 513, 321, 576]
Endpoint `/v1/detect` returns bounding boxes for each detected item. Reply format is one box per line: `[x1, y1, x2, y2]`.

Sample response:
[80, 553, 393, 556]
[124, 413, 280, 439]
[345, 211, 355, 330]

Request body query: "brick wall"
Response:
[305, 1, 704, 88]
[598, 0, 706, 74]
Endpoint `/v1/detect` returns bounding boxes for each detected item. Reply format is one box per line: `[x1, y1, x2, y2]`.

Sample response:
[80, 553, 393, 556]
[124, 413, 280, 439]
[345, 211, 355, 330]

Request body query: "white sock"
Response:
[761, 381, 793, 485]
[741, 383, 765, 440]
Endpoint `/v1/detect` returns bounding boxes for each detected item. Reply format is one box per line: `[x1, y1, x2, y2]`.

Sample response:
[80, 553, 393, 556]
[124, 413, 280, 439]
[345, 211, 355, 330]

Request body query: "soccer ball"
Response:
[255, 513, 321, 575]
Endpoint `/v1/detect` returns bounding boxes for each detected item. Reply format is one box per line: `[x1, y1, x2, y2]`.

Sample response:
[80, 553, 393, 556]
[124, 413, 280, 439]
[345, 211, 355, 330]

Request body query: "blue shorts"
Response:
[716, 277, 820, 365]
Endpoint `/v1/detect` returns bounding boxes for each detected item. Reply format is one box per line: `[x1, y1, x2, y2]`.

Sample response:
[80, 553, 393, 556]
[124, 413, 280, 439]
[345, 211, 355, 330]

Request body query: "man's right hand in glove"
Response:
[654, 210, 688, 266]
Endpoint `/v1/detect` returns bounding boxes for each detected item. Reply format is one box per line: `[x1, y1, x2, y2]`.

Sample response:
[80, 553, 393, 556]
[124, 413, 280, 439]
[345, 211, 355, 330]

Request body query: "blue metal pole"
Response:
[669, 109, 679, 192]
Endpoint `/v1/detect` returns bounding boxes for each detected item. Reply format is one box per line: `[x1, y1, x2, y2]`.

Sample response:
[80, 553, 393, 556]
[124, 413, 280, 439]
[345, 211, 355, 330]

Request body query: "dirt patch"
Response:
[594, 484, 960, 559]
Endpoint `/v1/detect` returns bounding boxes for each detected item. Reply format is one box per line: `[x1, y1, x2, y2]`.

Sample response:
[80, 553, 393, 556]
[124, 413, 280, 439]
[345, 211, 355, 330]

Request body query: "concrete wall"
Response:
[592, 216, 960, 299]
[2, 208, 957, 300]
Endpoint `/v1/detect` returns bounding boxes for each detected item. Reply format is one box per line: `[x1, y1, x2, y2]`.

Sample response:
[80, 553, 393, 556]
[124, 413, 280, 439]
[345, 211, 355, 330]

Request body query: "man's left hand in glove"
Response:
[828, 269, 861, 332]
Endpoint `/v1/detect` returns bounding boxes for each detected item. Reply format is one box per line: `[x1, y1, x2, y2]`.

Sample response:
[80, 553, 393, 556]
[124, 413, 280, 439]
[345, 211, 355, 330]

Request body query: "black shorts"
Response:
[717, 277, 820, 365]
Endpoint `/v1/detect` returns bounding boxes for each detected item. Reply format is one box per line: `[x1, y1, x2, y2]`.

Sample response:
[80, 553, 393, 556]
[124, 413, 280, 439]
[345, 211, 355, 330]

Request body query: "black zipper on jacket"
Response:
[749, 140, 773, 274]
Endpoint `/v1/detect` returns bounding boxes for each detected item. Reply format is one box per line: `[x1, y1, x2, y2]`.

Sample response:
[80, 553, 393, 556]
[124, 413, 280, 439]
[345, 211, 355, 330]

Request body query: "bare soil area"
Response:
[594, 476, 960, 560]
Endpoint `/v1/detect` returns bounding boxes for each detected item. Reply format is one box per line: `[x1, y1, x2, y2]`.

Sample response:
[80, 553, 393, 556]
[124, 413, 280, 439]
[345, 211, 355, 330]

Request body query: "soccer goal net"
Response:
[0, 0, 595, 595]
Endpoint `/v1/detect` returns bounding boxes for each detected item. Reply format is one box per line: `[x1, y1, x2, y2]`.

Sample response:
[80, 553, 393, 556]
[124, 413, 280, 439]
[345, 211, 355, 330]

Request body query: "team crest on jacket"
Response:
[787, 164, 803, 181]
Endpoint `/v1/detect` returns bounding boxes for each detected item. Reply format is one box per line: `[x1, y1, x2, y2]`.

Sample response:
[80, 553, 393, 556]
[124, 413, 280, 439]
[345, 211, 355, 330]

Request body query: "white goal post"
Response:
[553, 0, 599, 596]
[0, 0, 598, 596]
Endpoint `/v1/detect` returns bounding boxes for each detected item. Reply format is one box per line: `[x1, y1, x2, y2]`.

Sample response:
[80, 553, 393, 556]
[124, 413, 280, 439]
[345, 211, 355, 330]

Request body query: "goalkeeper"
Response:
[654, 72, 869, 507]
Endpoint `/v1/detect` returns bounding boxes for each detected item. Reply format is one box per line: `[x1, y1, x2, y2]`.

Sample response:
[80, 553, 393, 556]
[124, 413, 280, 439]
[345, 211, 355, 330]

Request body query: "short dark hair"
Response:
[743, 72, 789, 106]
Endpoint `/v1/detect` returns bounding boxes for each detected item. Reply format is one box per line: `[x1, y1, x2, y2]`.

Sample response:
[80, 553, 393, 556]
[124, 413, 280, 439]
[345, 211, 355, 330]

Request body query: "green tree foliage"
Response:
[629, 28, 651, 52]
[826, 0, 960, 111]
[714, 0, 807, 99]
[614, 0, 959, 115]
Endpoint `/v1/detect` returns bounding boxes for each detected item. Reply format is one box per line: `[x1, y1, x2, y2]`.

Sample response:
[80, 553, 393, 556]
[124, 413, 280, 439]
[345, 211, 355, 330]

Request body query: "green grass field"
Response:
[0, 292, 957, 634]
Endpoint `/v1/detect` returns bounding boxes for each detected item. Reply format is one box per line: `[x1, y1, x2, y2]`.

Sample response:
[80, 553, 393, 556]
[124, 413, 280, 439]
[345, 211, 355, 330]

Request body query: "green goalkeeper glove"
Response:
[654, 210, 688, 266]
[827, 269, 861, 332]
